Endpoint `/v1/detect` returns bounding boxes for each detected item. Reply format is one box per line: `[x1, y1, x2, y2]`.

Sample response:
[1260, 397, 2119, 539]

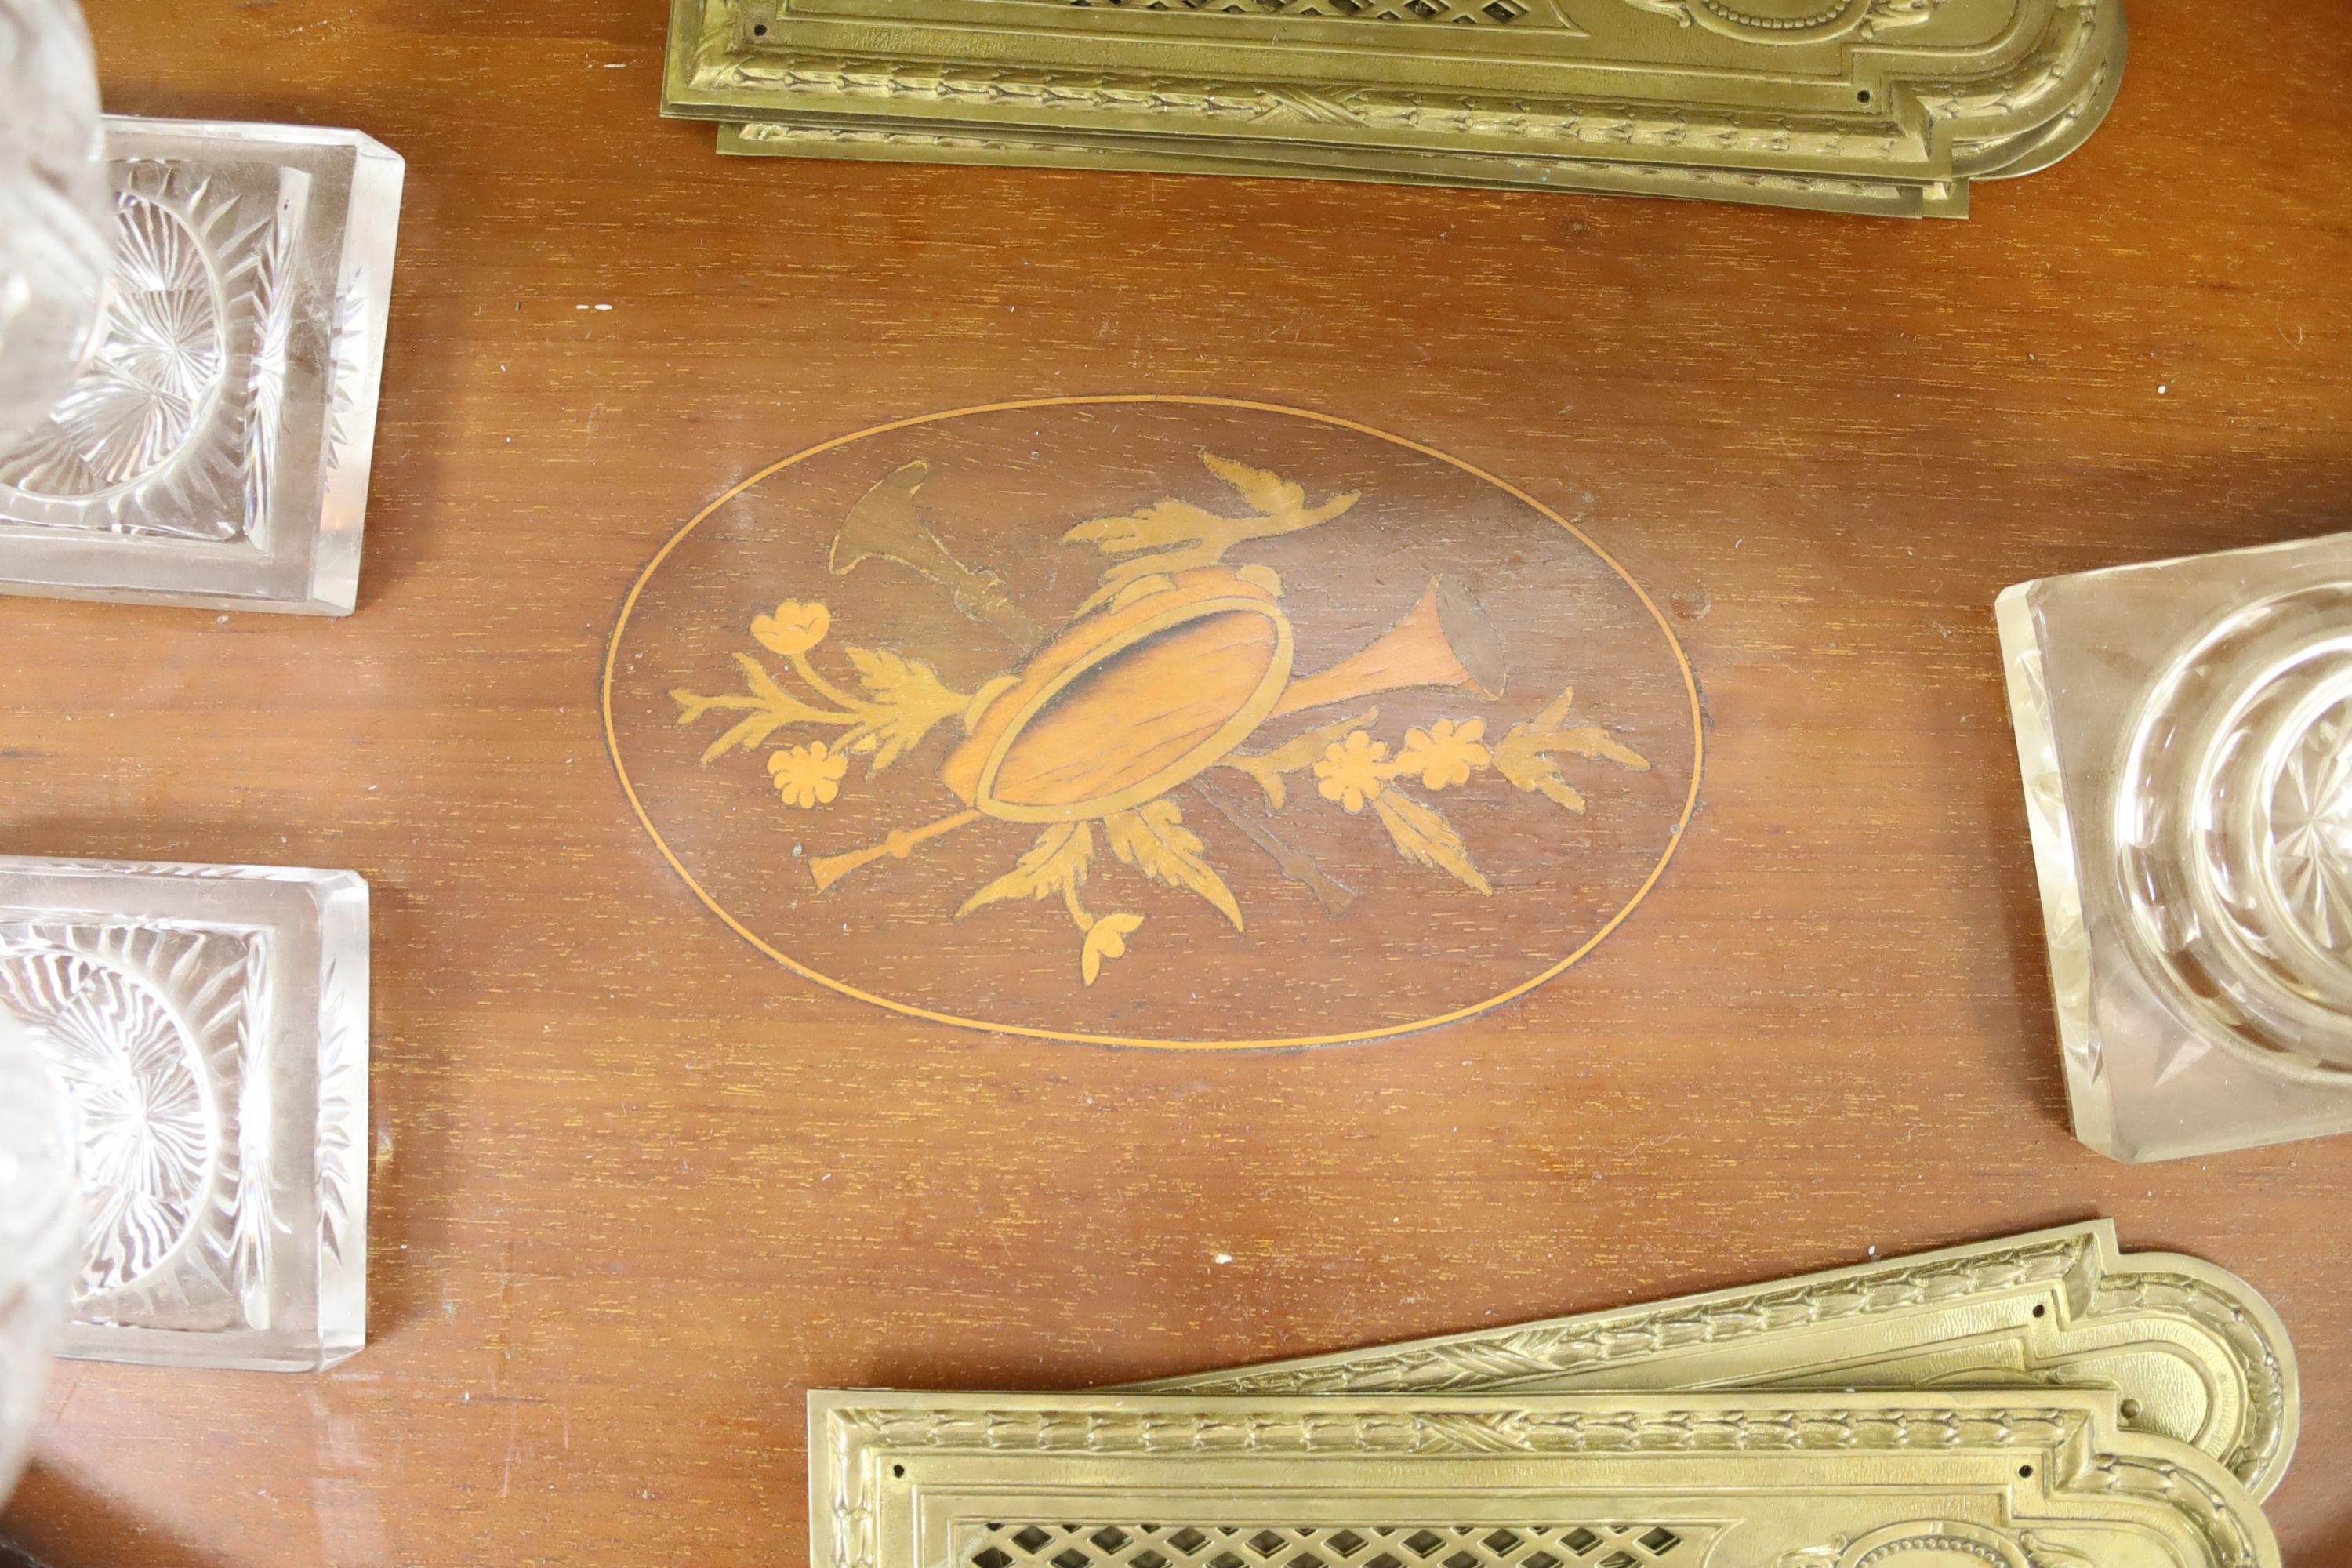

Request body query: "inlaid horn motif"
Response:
[668, 450, 1653, 988]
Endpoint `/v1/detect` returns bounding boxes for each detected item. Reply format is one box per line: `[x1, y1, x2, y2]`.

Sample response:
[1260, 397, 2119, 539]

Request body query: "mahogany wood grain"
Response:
[4, 0, 2350, 1561]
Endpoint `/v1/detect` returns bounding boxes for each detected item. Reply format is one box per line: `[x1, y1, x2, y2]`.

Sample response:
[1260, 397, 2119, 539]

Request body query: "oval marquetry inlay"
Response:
[605, 396, 1700, 1047]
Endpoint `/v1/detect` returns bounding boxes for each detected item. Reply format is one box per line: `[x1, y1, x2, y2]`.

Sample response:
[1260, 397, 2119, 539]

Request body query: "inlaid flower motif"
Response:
[1315, 731, 1391, 813]
[769, 740, 848, 808]
[753, 601, 831, 658]
[1400, 718, 1490, 790]
[1080, 913, 1144, 987]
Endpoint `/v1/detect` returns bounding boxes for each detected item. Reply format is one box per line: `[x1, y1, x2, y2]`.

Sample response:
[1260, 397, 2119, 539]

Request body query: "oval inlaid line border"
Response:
[602, 394, 1705, 1050]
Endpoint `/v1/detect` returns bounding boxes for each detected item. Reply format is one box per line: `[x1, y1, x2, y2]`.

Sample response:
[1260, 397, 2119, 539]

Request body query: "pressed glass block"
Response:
[0, 0, 112, 441]
[1998, 531, 2352, 1163]
[0, 1004, 78, 1504]
[0, 857, 370, 1370]
[0, 117, 404, 615]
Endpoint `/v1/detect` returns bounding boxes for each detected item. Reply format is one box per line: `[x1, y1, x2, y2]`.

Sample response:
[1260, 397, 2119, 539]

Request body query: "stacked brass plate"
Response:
[664, 0, 2125, 215]
[811, 1390, 2277, 1568]
[811, 1228, 2297, 1568]
[1135, 1221, 2299, 1501]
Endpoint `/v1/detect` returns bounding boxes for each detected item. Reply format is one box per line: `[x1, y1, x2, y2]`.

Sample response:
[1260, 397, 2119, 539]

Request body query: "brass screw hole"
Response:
[753, 20, 770, 33]
[2018, 1465, 2034, 1479]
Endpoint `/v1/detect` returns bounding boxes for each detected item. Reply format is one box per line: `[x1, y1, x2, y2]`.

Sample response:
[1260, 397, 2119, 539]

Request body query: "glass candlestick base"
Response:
[0, 1004, 78, 1505]
[1999, 530, 2352, 1163]
[0, 857, 370, 1370]
[0, 117, 403, 615]
[0, 0, 112, 442]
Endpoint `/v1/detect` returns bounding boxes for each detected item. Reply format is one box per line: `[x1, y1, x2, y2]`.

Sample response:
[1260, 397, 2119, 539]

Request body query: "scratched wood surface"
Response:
[3, 0, 2350, 1563]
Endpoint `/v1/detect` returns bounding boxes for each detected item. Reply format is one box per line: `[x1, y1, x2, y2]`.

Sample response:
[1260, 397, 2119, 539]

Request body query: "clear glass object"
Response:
[0, 1004, 78, 1507]
[0, 116, 404, 615]
[0, 857, 370, 1370]
[0, 0, 112, 443]
[1998, 530, 2352, 1162]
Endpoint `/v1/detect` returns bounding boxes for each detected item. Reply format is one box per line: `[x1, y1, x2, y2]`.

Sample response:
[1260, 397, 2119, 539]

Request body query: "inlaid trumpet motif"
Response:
[673, 453, 1650, 985]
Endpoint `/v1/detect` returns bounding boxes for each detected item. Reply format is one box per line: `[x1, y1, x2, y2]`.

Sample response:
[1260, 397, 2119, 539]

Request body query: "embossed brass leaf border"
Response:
[1130, 1221, 2300, 1502]
[601, 395, 1704, 1051]
[810, 1389, 2278, 1568]
[664, 0, 2125, 216]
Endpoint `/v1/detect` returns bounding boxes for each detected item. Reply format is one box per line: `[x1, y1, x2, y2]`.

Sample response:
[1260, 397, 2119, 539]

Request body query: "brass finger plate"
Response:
[1132, 1223, 2297, 1501]
[666, 0, 2125, 216]
[811, 1390, 2276, 1568]
[713, 121, 1955, 216]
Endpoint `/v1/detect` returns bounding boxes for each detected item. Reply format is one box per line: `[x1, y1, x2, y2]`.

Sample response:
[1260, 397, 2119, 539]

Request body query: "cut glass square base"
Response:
[0, 1007, 78, 1501]
[1998, 532, 2352, 1163]
[0, 117, 404, 615]
[0, 857, 369, 1369]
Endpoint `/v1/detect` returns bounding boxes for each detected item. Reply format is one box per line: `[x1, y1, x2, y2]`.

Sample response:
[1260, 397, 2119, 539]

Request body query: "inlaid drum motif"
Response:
[605, 397, 1700, 1047]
